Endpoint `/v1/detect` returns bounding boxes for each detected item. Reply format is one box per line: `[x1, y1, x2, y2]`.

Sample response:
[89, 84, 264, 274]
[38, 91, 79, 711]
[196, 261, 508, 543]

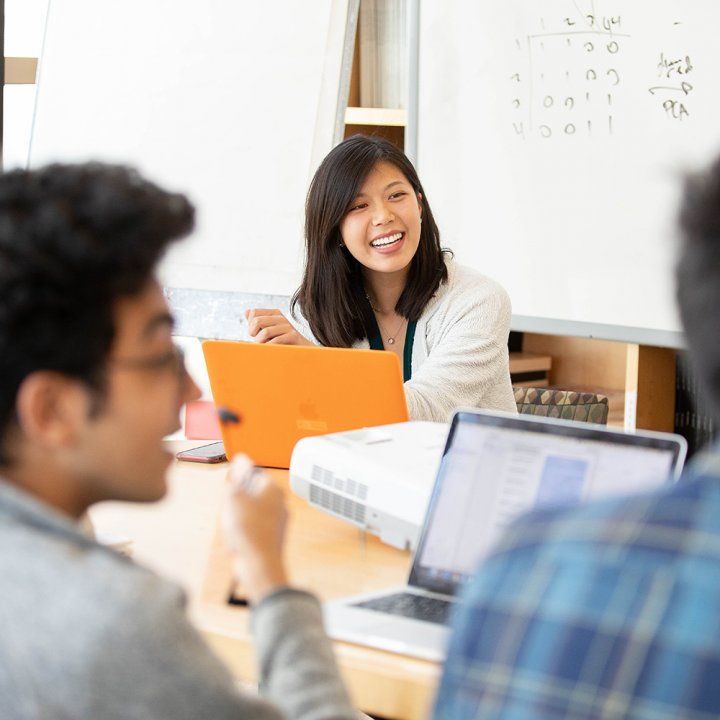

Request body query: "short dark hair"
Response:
[0, 163, 194, 461]
[677, 157, 720, 422]
[292, 134, 450, 347]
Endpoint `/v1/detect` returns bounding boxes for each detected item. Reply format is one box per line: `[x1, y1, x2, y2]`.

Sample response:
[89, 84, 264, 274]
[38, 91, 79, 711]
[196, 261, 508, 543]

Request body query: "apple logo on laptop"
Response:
[299, 399, 319, 419]
[297, 399, 328, 433]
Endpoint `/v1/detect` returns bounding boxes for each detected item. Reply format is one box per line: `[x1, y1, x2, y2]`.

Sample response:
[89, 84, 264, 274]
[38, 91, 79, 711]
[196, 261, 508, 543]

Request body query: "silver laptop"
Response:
[324, 408, 687, 661]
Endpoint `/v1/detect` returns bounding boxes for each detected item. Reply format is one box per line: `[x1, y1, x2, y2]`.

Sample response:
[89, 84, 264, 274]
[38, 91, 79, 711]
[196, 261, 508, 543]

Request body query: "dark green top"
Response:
[367, 316, 417, 382]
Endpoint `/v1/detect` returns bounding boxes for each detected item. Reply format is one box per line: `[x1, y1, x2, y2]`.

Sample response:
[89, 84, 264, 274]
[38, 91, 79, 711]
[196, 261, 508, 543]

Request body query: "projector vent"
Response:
[310, 465, 368, 500]
[309, 485, 366, 524]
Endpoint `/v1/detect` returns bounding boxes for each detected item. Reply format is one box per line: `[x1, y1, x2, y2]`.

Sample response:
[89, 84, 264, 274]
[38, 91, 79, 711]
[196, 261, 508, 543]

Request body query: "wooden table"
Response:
[90, 442, 440, 720]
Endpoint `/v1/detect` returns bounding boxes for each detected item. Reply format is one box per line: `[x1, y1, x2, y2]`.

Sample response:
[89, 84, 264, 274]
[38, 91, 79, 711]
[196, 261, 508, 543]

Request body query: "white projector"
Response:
[289, 421, 448, 550]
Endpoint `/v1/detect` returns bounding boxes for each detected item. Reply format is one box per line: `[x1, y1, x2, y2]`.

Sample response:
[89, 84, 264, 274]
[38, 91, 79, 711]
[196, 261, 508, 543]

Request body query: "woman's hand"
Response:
[245, 308, 313, 346]
[223, 454, 289, 604]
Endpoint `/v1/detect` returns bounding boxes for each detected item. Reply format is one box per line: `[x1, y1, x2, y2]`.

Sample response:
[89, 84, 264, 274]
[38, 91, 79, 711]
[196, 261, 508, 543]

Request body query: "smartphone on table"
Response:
[176, 441, 227, 464]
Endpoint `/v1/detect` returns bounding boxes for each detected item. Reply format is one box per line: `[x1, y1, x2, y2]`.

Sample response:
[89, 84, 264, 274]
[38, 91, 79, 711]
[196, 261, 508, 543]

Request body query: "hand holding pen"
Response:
[222, 454, 289, 605]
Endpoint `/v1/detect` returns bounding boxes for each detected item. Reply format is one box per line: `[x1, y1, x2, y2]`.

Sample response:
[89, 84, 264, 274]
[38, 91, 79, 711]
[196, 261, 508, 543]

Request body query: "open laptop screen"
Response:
[409, 410, 687, 597]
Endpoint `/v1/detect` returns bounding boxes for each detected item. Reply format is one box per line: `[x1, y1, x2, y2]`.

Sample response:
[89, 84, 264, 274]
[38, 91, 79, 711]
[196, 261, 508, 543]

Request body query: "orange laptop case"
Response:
[202, 340, 409, 468]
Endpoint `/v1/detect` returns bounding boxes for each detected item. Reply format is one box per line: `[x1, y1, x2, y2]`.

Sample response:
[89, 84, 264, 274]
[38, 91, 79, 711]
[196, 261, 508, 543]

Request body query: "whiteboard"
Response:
[417, 0, 720, 344]
[30, 0, 353, 296]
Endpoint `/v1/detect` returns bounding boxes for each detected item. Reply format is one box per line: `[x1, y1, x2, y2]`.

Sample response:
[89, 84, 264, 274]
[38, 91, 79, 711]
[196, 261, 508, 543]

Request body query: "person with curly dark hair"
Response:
[0, 163, 355, 719]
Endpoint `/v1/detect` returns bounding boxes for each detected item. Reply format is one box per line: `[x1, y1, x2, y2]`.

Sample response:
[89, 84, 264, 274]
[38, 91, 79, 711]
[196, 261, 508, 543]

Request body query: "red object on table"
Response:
[184, 400, 222, 440]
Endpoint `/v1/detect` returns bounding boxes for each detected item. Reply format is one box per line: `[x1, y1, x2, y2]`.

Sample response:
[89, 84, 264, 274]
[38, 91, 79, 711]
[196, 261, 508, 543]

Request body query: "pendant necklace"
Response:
[378, 317, 407, 345]
[366, 293, 407, 345]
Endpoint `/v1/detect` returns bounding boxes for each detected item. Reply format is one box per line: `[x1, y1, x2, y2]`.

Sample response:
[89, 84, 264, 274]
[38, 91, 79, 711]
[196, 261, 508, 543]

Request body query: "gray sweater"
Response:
[0, 479, 355, 719]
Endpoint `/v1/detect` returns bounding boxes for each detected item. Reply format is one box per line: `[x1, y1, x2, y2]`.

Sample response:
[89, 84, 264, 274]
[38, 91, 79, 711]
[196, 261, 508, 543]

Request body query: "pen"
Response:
[227, 584, 248, 607]
[217, 406, 241, 426]
[221, 428, 258, 609]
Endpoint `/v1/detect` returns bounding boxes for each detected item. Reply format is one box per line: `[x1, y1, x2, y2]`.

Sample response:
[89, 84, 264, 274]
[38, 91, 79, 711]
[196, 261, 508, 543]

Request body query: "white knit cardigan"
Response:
[294, 259, 517, 422]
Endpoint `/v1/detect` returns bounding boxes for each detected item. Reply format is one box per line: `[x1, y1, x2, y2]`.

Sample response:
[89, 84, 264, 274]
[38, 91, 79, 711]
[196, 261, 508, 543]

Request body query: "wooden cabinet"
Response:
[521, 334, 676, 432]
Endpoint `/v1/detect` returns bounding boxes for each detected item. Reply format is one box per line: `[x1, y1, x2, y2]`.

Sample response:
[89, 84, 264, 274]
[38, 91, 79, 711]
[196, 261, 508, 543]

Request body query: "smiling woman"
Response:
[246, 135, 517, 422]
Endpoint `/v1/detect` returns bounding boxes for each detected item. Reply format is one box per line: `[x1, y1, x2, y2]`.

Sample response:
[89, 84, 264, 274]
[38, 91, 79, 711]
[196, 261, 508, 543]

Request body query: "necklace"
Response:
[377, 316, 407, 345]
[365, 293, 406, 345]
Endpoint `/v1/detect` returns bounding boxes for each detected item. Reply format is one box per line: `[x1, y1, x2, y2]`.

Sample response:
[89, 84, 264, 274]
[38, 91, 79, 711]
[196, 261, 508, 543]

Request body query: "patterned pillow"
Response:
[513, 387, 609, 425]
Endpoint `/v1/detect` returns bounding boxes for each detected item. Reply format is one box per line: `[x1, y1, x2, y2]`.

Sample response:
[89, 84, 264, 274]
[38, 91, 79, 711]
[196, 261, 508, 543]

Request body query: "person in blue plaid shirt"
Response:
[434, 160, 720, 719]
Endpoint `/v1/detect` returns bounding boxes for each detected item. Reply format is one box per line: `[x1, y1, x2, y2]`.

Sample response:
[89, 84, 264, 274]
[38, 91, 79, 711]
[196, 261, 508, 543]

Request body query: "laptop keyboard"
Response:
[352, 592, 452, 625]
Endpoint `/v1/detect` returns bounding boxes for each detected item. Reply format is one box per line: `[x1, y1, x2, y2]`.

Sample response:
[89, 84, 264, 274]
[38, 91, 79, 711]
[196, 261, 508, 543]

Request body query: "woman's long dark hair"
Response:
[292, 134, 450, 347]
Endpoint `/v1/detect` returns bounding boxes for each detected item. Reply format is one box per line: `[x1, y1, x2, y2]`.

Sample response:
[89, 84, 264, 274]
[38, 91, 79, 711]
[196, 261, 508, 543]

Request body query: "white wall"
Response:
[29, 0, 350, 298]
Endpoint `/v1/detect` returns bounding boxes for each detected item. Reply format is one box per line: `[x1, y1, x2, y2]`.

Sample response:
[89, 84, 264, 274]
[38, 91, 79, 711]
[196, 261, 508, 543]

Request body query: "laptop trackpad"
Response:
[325, 607, 449, 662]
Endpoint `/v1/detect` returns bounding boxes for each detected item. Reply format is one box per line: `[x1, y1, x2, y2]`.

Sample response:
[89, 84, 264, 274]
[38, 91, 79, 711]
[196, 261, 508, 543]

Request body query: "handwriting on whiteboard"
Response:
[510, 2, 693, 140]
[510, 7, 625, 140]
[650, 53, 693, 121]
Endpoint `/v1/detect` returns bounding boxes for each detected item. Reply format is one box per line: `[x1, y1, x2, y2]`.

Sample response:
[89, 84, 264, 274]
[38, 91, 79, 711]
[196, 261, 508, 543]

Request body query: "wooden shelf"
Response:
[344, 106, 406, 127]
[509, 352, 552, 374]
[5, 57, 38, 85]
[509, 352, 552, 388]
[344, 20, 405, 149]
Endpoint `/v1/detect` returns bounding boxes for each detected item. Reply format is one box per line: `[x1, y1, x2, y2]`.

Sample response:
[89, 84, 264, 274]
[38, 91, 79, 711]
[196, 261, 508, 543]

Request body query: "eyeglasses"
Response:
[109, 344, 188, 381]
